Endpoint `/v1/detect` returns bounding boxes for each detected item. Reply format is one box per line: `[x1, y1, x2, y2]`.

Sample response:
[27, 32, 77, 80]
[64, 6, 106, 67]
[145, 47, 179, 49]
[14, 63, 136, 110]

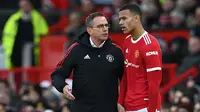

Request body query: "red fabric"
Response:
[96, 6, 113, 20]
[118, 69, 127, 105]
[75, 6, 97, 24]
[49, 15, 68, 33]
[118, 32, 162, 111]
[47, 0, 68, 9]
[47, 0, 69, 33]
[147, 71, 162, 112]
[81, 11, 96, 24]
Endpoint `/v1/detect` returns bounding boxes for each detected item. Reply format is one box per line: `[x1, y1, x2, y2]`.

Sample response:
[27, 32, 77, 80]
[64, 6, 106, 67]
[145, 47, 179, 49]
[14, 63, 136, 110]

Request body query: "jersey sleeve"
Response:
[142, 41, 162, 72]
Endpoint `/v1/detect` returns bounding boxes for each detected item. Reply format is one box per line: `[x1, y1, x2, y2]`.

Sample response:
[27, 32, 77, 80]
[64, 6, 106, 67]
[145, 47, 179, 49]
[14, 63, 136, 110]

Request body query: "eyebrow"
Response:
[119, 16, 126, 20]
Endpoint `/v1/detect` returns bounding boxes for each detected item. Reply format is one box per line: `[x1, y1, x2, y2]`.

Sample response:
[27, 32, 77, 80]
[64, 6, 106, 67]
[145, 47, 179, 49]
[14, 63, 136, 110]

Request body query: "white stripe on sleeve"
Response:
[146, 67, 161, 72]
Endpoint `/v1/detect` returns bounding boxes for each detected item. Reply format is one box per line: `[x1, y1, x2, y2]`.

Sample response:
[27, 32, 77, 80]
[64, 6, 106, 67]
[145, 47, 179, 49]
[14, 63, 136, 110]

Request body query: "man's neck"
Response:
[90, 37, 104, 47]
[131, 25, 145, 41]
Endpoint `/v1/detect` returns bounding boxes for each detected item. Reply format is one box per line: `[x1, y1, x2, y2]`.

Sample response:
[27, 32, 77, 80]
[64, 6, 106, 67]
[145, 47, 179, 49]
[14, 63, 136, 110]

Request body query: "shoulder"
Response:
[111, 42, 122, 51]
[32, 9, 42, 16]
[140, 33, 161, 55]
[110, 42, 123, 56]
[125, 35, 131, 39]
[142, 33, 160, 47]
[124, 35, 131, 42]
[122, 35, 132, 46]
[66, 42, 81, 54]
[7, 11, 22, 22]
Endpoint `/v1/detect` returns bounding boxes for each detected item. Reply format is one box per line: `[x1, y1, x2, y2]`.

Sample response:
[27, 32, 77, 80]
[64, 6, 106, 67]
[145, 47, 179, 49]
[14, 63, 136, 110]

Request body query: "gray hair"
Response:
[85, 12, 105, 27]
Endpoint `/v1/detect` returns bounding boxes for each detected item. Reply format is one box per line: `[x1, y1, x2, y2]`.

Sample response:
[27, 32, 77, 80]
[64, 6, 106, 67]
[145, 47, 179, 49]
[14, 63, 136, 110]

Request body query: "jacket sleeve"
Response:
[116, 48, 125, 80]
[37, 13, 48, 36]
[51, 42, 79, 93]
[116, 43, 126, 105]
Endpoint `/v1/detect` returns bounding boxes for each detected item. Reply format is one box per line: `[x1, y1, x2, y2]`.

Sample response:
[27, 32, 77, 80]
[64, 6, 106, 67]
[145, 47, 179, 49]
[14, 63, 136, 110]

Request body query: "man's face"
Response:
[69, 12, 81, 26]
[176, 0, 186, 9]
[194, 103, 200, 112]
[162, 0, 174, 12]
[19, 0, 32, 13]
[24, 105, 34, 112]
[82, 0, 94, 12]
[88, 16, 109, 41]
[0, 82, 8, 93]
[195, 8, 200, 24]
[188, 36, 200, 53]
[119, 9, 137, 34]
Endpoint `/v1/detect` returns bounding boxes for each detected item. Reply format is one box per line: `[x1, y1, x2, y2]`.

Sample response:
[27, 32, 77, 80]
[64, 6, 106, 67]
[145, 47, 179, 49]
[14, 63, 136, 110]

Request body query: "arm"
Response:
[51, 43, 79, 93]
[2, 15, 16, 68]
[116, 48, 125, 80]
[118, 70, 127, 105]
[142, 43, 162, 112]
[118, 43, 127, 106]
[147, 70, 162, 112]
[38, 15, 48, 36]
[32, 10, 48, 36]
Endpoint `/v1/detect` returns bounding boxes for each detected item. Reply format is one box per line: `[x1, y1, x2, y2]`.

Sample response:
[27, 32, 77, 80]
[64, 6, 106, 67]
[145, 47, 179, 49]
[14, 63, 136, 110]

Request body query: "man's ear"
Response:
[87, 27, 92, 35]
[135, 15, 140, 23]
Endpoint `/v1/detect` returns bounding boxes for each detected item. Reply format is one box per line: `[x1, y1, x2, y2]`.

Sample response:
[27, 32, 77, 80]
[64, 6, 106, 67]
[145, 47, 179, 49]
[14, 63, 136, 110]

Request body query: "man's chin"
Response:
[122, 30, 129, 34]
[100, 36, 108, 41]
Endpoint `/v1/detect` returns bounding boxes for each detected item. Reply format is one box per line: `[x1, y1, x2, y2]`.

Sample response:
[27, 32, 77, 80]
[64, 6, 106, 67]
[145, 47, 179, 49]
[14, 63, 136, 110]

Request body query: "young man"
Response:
[51, 12, 124, 112]
[117, 4, 162, 112]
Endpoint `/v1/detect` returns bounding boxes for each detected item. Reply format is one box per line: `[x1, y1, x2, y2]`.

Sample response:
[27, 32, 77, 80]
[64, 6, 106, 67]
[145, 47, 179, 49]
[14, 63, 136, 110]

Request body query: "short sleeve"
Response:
[142, 41, 162, 72]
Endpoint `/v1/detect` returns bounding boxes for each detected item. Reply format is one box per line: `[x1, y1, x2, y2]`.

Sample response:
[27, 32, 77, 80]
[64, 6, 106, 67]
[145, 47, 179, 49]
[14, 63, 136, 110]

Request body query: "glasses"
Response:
[91, 24, 110, 29]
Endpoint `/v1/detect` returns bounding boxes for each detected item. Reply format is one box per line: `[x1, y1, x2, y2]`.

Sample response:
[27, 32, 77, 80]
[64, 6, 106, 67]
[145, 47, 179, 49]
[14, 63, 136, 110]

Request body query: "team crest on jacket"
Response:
[135, 50, 139, 58]
[106, 54, 114, 63]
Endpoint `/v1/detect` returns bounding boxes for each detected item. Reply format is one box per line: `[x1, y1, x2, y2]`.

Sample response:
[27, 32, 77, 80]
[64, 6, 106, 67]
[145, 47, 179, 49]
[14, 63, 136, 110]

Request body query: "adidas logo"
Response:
[84, 54, 90, 59]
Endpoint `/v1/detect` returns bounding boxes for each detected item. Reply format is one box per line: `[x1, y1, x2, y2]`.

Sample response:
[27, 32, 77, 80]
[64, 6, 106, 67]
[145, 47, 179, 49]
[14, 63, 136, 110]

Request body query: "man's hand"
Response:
[63, 85, 75, 100]
[117, 103, 125, 112]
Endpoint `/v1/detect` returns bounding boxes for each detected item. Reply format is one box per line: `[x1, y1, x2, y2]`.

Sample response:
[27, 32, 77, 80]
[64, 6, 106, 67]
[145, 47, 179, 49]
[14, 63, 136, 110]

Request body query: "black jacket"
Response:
[51, 32, 124, 112]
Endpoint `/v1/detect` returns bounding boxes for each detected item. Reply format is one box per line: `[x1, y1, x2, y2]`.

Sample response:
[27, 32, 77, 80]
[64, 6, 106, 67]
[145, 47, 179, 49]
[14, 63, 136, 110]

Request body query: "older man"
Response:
[51, 12, 124, 112]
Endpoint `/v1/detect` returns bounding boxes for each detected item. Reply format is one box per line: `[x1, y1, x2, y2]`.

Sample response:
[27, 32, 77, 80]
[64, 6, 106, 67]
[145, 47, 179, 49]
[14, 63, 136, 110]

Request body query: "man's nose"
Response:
[103, 29, 108, 32]
[102, 27, 108, 31]
[119, 20, 123, 25]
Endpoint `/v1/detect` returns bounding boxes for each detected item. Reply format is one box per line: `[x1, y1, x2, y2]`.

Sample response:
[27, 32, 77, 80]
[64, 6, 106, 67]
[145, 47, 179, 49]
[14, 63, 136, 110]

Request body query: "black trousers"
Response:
[70, 100, 118, 112]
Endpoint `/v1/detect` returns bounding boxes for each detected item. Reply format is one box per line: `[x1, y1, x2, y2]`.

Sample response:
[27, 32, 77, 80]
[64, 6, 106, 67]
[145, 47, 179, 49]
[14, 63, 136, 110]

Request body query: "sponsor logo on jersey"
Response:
[146, 51, 158, 56]
[124, 59, 139, 68]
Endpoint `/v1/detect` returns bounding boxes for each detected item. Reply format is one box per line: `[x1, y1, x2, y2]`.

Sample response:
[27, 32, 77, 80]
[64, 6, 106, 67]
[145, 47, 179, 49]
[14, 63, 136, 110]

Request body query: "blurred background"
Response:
[0, 0, 200, 112]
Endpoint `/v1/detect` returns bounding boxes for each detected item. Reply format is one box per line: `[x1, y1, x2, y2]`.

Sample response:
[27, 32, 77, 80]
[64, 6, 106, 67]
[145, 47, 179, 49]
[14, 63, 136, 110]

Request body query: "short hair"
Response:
[85, 12, 105, 27]
[119, 4, 142, 20]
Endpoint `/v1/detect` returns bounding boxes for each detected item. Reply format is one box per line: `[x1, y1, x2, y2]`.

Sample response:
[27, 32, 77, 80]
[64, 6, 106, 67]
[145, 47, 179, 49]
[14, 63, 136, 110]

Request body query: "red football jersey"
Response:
[119, 31, 162, 111]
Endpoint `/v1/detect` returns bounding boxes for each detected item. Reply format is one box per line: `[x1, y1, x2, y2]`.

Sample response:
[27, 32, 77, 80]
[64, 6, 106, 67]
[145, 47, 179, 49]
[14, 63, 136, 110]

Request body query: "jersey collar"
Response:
[131, 31, 147, 44]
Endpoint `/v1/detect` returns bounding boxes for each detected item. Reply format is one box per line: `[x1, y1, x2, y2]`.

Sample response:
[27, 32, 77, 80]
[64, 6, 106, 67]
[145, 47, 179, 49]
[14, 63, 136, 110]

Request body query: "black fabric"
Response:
[190, 26, 200, 39]
[51, 32, 124, 112]
[11, 18, 34, 67]
[177, 51, 200, 75]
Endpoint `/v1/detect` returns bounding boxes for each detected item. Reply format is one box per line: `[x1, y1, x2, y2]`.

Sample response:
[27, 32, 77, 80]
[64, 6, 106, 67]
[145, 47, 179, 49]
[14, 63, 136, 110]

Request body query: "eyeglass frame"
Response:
[89, 23, 110, 29]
